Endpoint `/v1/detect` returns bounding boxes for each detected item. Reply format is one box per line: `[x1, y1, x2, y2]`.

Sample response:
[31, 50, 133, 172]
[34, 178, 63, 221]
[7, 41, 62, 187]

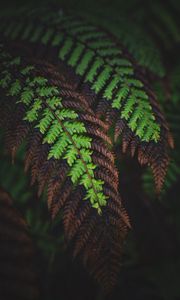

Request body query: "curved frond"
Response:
[0, 7, 172, 191]
[0, 45, 129, 292]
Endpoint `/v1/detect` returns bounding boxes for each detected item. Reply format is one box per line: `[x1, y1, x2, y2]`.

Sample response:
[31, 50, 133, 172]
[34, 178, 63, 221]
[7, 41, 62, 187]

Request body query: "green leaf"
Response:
[19, 87, 34, 105]
[48, 132, 69, 159]
[8, 79, 21, 96]
[24, 98, 42, 122]
[69, 159, 86, 184]
[43, 120, 63, 144]
[63, 145, 78, 166]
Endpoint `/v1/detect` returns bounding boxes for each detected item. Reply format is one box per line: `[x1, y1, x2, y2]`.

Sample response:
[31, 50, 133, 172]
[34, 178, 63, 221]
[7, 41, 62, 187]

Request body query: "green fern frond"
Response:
[0, 7, 172, 193]
[79, 10, 166, 77]
[0, 44, 130, 292]
[0, 9, 161, 144]
[0, 1, 177, 293]
[0, 47, 109, 215]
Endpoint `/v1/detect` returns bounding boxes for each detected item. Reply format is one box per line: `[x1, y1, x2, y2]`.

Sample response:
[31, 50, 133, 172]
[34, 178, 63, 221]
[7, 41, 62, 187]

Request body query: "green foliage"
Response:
[0, 10, 161, 143]
[80, 11, 165, 77]
[0, 48, 109, 214]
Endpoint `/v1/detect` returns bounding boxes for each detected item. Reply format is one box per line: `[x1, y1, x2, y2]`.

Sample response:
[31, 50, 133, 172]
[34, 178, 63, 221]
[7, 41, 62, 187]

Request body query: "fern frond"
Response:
[0, 45, 130, 291]
[143, 157, 180, 198]
[79, 10, 165, 77]
[0, 10, 165, 142]
[0, 187, 39, 300]
[0, 7, 172, 191]
[143, 75, 180, 196]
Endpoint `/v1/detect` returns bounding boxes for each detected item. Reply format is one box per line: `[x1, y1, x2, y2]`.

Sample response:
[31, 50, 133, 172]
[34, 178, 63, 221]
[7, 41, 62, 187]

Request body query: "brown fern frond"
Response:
[114, 119, 126, 141]
[24, 129, 43, 172]
[47, 161, 69, 210]
[30, 143, 50, 185]
[0, 187, 39, 300]
[0, 49, 129, 292]
[91, 139, 115, 163]
[92, 155, 119, 184]
[95, 170, 118, 193]
[79, 113, 109, 131]
[37, 159, 58, 197]
[86, 124, 112, 145]
[2, 101, 29, 158]
[72, 214, 98, 257]
[78, 214, 127, 293]
[50, 178, 74, 219]
[63, 186, 85, 235]
[65, 199, 91, 241]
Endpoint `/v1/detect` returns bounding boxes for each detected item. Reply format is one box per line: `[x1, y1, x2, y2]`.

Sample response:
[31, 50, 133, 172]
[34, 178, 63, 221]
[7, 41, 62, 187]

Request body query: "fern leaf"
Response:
[0, 8, 173, 190]
[0, 10, 161, 142]
[0, 8, 172, 191]
[0, 45, 130, 292]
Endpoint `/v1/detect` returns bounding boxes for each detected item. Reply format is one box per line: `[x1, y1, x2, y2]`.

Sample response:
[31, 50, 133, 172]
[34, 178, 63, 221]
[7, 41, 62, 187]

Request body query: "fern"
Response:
[0, 44, 130, 291]
[143, 68, 180, 197]
[79, 10, 165, 77]
[143, 156, 180, 198]
[0, 50, 108, 215]
[0, 9, 162, 141]
[0, 7, 172, 192]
